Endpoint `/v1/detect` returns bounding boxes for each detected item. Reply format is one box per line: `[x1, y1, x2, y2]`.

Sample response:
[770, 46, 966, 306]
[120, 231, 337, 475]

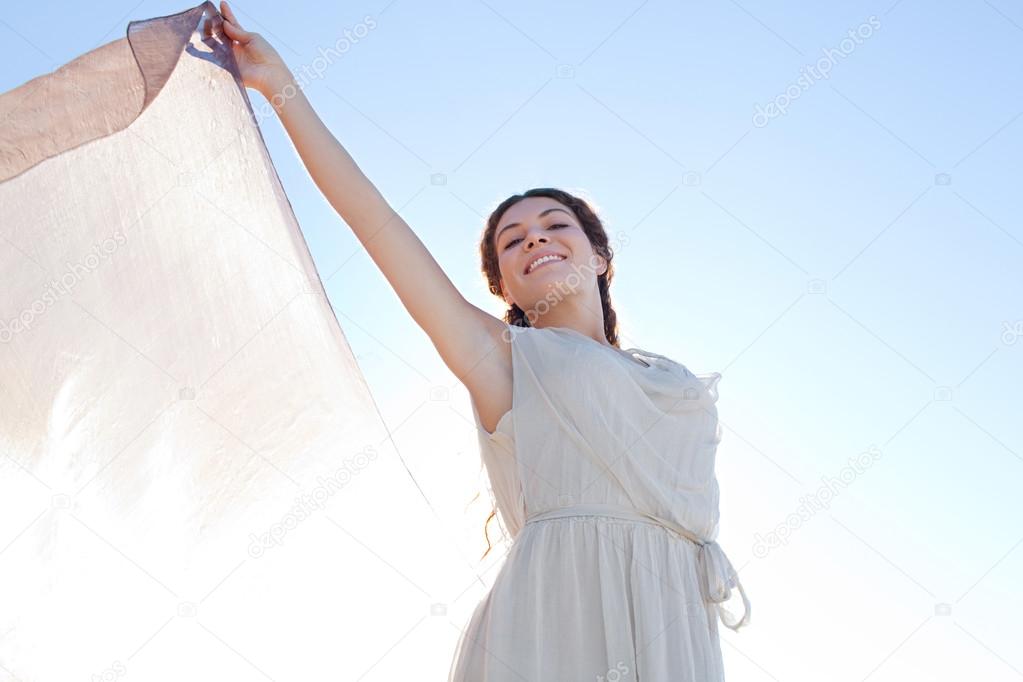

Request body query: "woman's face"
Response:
[493, 196, 604, 310]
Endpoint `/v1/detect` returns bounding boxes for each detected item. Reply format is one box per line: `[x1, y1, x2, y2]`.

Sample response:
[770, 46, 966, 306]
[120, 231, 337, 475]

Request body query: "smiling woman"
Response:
[440, 188, 750, 680]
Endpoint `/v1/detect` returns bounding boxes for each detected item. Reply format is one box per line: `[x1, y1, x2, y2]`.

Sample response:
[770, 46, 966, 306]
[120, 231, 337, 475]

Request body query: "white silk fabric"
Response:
[0, 3, 494, 680]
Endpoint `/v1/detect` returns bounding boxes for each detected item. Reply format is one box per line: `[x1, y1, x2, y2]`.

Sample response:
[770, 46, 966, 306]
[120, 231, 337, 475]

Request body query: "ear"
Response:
[595, 255, 608, 276]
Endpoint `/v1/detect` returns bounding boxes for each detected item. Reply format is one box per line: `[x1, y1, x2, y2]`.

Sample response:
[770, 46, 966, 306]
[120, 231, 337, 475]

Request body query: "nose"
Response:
[524, 229, 549, 250]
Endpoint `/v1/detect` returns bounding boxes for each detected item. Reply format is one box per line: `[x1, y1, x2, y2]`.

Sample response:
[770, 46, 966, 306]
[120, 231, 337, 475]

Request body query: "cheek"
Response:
[496, 252, 518, 283]
[501, 243, 526, 263]
[565, 232, 595, 259]
[565, 227, 589, 246]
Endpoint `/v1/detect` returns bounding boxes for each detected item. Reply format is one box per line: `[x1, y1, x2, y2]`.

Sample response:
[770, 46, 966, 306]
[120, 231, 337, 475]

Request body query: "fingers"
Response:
[221, 14, 254, 43]
[222, 19, 244, 41]
[220, 1, 252, 42]
[220, 0, 240, 26]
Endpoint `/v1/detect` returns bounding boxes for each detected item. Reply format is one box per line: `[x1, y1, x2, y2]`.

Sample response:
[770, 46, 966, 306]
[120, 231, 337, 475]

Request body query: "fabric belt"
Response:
[524, 503, 751, 632]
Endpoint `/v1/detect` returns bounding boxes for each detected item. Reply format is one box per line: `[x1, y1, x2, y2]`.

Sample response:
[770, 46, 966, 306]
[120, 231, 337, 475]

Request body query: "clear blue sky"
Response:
[3, 1, 1022, 680]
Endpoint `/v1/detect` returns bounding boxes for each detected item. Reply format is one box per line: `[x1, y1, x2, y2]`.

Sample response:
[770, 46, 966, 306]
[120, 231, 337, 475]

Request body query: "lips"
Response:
[524, 252, 567, 275]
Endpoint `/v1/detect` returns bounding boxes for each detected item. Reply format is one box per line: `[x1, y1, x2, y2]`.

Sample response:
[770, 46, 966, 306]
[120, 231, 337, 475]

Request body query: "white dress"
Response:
[448, 323, 751, 681]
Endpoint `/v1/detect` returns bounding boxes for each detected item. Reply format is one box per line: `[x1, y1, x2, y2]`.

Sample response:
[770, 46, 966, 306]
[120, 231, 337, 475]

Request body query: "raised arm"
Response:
[218, 2, 511, 399]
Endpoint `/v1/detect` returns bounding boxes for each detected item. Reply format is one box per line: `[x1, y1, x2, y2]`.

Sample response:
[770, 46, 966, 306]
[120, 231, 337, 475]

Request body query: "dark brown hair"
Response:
[476, 187, 621, 560]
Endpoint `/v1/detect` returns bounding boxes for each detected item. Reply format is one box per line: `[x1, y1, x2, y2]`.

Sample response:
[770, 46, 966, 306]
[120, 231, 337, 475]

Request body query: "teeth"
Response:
[527, 254, 564, 273]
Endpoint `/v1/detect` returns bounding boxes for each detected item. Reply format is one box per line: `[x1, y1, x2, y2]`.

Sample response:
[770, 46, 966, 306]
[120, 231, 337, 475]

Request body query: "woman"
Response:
[219, 3, 750, 679]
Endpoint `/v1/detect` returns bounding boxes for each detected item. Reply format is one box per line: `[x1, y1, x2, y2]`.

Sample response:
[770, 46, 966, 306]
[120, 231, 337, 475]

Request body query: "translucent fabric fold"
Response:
[0, 4, 487, 679]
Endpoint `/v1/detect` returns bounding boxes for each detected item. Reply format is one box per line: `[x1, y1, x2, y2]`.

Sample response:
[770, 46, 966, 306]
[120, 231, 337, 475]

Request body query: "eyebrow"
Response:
[496, 207, 574, 244]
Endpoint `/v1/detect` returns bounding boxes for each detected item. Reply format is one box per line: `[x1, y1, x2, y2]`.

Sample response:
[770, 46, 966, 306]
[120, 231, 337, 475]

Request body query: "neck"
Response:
[529, 303, 609, 346]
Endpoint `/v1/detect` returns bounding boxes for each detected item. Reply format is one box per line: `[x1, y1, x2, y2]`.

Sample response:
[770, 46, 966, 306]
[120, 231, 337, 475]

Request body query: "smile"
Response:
[525, 254, 566, 274]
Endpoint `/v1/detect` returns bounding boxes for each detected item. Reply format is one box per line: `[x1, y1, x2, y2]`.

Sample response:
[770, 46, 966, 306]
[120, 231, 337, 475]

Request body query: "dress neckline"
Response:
[537, 325, 653, 369]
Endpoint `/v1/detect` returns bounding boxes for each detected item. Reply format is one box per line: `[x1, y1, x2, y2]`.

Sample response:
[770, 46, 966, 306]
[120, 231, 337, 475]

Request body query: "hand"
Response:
[219, 1, 291, 97]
